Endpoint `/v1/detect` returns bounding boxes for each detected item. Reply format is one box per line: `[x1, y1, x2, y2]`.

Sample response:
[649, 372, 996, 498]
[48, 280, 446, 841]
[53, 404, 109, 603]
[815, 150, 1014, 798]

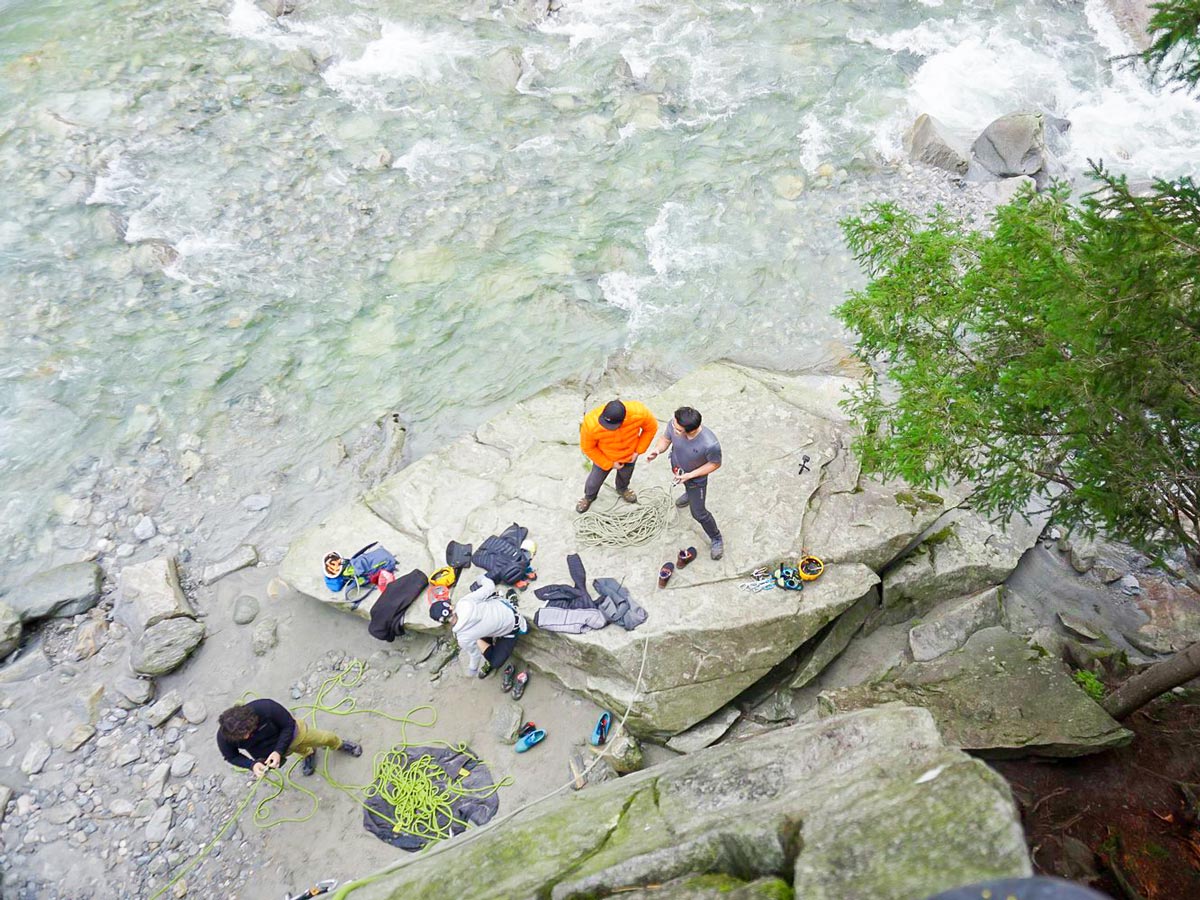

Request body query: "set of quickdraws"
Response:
[739, 567, 776, 593]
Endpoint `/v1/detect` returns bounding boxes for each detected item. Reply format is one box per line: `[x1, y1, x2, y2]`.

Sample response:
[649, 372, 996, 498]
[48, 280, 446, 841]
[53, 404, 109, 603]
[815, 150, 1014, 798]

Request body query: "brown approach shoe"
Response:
[619, 489, 638, 504]
[575, 497, 593, 514]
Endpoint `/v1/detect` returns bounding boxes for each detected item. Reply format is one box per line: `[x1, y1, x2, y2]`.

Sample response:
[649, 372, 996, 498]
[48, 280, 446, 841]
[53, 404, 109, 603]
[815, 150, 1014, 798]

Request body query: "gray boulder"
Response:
[0, 602, 20, 660]
[351, 706, 1030, 900]
[968, 112, 1062, 189]
[3, 561, 102, 624]
[905, 113, 970, 175]
[118, 557, 196, 633]
[283, 363, 883, 737]
[131, 617, 206, 676]
[881, 506, 1046, 623]
[819, 627, 1132, 757]
[908, 587, 1004, 662]
[789, 589, 879, 689]
[665, 706, 740, 754]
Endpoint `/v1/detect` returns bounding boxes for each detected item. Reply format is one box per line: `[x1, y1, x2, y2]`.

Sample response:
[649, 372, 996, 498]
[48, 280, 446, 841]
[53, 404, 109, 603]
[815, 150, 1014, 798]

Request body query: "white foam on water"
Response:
[645, 201, 726, 279]
[598, 270, 657, 333]
[797, 112, 832, 173]
[86, 155, 141, 206]
[1063, 0, 1200, 177]
[227, 0, 301, 48]
[323, 21, 476, 99]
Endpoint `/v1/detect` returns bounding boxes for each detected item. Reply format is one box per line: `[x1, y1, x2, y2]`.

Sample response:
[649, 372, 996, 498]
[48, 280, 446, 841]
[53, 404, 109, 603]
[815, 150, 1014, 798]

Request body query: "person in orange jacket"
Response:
[575, 399, 658, 513]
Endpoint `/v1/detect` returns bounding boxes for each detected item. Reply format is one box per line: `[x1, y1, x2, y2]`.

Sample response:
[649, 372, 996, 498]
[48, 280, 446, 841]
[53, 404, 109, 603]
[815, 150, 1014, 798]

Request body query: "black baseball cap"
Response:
[429, 600, 453, 623]
[598, 400, 626, 430]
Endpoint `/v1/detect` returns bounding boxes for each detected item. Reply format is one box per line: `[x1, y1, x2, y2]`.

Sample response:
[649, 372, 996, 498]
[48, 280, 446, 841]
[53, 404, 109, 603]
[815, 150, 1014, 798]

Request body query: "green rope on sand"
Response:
[147, 659, 510, 899]
[574, 485, 675, 547]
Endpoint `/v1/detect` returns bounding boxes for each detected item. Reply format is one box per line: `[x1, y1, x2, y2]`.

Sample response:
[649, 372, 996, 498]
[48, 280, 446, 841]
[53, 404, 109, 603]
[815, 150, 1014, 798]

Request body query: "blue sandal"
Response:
[515, 728, 546, 753]
[590, 711, 612, 747]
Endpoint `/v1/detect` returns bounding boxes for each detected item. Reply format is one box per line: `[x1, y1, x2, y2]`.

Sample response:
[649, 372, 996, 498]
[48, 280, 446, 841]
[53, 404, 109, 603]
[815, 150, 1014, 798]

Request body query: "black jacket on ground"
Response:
[216, 698, 296, 770]
[534, 553, 595, 609]
[368, 568, 429, 642]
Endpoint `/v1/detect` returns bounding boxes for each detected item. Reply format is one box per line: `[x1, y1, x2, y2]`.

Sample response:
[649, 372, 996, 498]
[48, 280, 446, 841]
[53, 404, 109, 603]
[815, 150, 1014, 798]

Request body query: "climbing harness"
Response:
[147, 660, 510, 899]
[574, 485, 674, 548]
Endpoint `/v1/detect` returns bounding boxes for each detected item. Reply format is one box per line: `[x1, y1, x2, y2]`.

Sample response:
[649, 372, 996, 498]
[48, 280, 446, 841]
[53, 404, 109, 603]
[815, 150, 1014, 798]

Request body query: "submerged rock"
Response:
[819, 627, 1132, 757]
[354, 706, 1029, 900]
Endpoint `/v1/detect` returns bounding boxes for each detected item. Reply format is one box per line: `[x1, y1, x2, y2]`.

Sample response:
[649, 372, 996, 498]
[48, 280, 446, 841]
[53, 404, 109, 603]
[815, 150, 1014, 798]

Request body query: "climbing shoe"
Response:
[512, 670, 530, 701]
[478, 661, 493, 679]
[518, 721, 537, 739]
[675, 493, 689, 508]
[302, 753, 316, 777]
[619, 489, 638, 504]
[591, 711, 612, 747]
[515, 728, 546, 753]
[501, 664, 516, 692]
[658, 562, 675, 589]
[575, 497, 593, 514]
[505, 589, 520, 607]
[339, 740, 363, 757]
[710, 537, 725, 561]
[677, 546, 697, 569]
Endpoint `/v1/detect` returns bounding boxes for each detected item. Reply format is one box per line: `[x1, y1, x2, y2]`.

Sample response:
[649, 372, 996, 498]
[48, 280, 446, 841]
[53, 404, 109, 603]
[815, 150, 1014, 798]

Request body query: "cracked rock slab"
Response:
[819, 626, 1132, 757]
[351, 706, 1029, 900]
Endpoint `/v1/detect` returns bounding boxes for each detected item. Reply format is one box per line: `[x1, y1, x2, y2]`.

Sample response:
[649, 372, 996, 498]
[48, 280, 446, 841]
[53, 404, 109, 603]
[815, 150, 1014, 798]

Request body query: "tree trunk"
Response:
[1103, 639, 1200, 719]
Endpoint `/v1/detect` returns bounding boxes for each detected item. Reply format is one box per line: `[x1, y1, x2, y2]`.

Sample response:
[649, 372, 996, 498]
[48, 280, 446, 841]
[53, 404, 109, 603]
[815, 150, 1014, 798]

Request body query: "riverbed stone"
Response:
[232, 595, 259, 625]
[118, 557, 196, 633]
[21, 740, 52, 775]
[181, 700, 207, 724]
[146, 803, 173, 843]
[64, 724, 96, 752]
[819, 627, 1132, 757]
[201, 545, 259, 585]
[905, 113, 970, 175]
[881, 506, 1046, 623]
[143, 690, 183, 728]
[114, 675, 155, 707]
[490, 703, 523, 745]
[354, 706, 1029, 900]
[0, 602, 20, 660]
[2, 562, 103, 624]
[252, 617, 278, 656]
[908, 587, 1004, 662]
[131, 617, 206, 676]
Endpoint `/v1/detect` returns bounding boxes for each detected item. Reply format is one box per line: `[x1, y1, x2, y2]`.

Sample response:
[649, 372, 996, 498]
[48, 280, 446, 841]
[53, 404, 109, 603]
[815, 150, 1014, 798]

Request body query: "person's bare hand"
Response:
[646, 450, 659, 462]
[265, 752, 282, 769]
[252, 762, 268, 780]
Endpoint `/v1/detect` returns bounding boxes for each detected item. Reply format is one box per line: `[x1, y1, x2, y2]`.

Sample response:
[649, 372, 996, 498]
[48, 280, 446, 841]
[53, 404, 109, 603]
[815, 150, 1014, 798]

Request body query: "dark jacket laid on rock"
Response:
[534, 554, 594, 609]
[593, 578, 648, 631]
[534, 606, 607, 633]
[216, 698, 295, 770]
[368, 568, 429, 642]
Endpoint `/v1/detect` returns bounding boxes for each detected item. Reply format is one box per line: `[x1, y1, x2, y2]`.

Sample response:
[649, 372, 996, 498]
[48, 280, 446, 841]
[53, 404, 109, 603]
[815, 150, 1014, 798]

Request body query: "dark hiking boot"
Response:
[302, 754, 316, 776]
[619, 489, 638, 504]
[710, 537, 725, 561]
[575, 497, 593, 514]
[675, 493, 689, 508]
[339, 740, 363, 757]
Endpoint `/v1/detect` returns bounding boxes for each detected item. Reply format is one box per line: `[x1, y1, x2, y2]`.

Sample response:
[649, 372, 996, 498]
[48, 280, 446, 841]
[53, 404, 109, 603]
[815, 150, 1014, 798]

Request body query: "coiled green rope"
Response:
[148, 659, 510, 899]
[573, 485, 676, 547]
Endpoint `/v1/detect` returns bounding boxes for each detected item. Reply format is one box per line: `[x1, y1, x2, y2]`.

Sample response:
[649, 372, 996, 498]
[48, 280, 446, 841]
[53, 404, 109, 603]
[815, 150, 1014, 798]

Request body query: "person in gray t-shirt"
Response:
[646, 406, 724, 559]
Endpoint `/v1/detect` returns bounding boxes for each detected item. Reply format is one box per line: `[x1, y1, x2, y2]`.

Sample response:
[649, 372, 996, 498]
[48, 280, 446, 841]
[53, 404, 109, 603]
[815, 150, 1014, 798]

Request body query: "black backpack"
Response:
[471, 523, 530, 585]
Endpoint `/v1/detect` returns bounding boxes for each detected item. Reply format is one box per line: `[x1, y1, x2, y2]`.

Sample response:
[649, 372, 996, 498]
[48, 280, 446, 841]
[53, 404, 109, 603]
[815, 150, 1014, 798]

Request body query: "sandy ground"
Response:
[173, 566, 635, 898]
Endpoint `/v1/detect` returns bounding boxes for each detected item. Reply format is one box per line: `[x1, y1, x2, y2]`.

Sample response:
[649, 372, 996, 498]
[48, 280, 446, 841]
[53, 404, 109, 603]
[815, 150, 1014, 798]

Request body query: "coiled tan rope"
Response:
[573, 485, 676, 547]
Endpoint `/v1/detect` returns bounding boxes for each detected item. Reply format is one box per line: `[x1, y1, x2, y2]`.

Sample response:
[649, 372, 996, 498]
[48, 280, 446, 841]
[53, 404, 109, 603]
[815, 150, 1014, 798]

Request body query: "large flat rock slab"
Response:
[819, 626, 1133, 757]
[282, 362, 889, 736]
[354, 706, 1030, 900]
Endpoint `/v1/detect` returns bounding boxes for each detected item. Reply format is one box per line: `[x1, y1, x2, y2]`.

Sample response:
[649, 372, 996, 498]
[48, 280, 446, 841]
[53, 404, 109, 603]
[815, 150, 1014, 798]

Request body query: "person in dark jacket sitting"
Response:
[216, 699, 362, 779]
